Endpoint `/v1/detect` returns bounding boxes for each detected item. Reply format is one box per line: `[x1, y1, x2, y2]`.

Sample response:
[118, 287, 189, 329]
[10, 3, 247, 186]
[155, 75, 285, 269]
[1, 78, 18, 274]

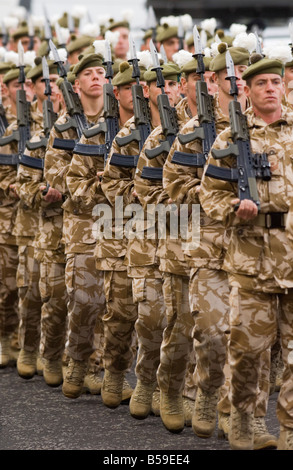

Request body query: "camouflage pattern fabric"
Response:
[132, 274, 166, 384]
[0, 243, 18, 338]
[17, 244, 42, 351]
[157, 273, 193, 394]
[65, 252, 106, 364]
[103, 268, 138, 374]
[200, 105, 293, 424]
[39, 260, 68, 361]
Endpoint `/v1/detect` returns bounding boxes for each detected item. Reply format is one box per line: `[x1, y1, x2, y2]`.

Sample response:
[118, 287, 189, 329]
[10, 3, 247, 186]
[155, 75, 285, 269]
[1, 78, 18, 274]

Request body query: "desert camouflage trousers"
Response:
[65, 253, 106, 370]
[189, 268, 230, 393]
[17, 245, 42, 352]
[0, 243, 18, 339]
[189, 268, 271, 416]
[132, 276, 166, 384]
[103, 269, 138, 374]
[157, 273, 194, 395]
[39, 260, 68, 361]
[229, 286, 293, 428]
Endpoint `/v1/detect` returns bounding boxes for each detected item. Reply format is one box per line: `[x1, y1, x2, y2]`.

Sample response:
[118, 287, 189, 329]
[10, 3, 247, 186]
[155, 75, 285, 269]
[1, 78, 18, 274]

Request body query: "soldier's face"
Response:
[76, 66, 106, 98]
[147, 79, 180, 107]
[245, 73, 284, 116]
[33, 74, 60, 102]
[205, 71, 218, 95]
[114, 83, 134, 113]
[181, 72, 201, 106]
[160, 37, 180, 61]
[113, 27, 129, 59]
[216, 64, 247, 97]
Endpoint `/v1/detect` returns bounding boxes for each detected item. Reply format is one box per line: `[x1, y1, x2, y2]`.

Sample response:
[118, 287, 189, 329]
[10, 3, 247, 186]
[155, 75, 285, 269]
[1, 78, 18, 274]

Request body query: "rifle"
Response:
[49, 39, 88, 150]
[78, 40, 120, 166]
[115, 35, 151, 151]
[24, 57, 58, 154]
[0, 84, 8, 137]
[205, 50, 270, 211]
[143, 39, 179, 162]
[171, 25, 216, 169]
[106, 36, 151, 170]
[0, 41, 31, 166]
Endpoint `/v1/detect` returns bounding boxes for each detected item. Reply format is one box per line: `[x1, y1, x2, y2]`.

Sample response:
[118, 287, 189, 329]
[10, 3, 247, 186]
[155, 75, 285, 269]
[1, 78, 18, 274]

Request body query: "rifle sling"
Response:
[0, 153, 19, 166]
[205, 164, 239, 182]
[171, 151, 206, 167]
[53, 138, 76, 151]
[110, 153, 139, 168]
[73, 142, 106, 157]
[19, 154, 44, 170]
[141, 166, 162, 181]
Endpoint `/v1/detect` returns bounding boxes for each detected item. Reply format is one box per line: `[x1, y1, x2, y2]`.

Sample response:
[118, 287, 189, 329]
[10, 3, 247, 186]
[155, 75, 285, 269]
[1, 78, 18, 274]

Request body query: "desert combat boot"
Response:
[101, 369, 125, 408]
[278, 425, 293, 450]
[192, 388, 219, 438]
[62, 358, 88, 398]
[43, 358, 63, 387]
[0, 337, 11, 368]
[160, 391, 185, 434]
[17, 349, 37, 379]
[229, 406, 254, 450]
[129, 380, 157, 419]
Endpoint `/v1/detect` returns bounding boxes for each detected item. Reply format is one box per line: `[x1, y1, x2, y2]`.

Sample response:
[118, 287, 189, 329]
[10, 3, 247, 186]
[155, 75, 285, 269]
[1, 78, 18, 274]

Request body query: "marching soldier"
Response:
[132, 52, 205, 432]
[200, 53, 293, 450]
[44, 52, 108, 399]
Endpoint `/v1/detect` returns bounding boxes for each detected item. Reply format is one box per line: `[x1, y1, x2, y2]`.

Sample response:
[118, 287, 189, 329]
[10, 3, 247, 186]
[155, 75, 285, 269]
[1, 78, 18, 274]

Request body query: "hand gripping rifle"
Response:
[171, 25, 216, 169]
[74, 40, 120, 166]
[0, 41, 31, 167]
[205, 50, 270, 211]
[50, 40, 89, 151]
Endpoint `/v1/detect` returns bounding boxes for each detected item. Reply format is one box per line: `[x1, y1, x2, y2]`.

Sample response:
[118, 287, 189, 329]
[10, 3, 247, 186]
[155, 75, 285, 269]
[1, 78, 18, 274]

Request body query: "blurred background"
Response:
[0, 0, 292, 46]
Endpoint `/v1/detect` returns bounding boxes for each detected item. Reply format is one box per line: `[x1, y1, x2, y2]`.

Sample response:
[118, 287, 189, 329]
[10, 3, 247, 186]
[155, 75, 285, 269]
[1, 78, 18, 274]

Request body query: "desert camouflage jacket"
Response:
[200, 105, 293, 291]
[0, 100, 43, 245]
[163, 95, 230, 271]
[44, 110, 101, 255]
[133, 97, 193, 277]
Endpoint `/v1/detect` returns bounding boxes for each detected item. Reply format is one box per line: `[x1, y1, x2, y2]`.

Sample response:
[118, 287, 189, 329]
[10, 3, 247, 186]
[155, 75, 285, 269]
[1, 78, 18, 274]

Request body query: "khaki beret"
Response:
[210, 43, 250, 72]
[242, 54, 284, 80]
[26, 58, 59, 81]
[112, 61, 145, 86]
[58, 12, 80, 29]
[11, 22, 29, 41]
[38, 38, 59, 58]
[72, 53, 105, 75]
[67, 35, 95, 54]
[144, 62, 181, 83]
[0, 61, 15, 75]
[107, 19, 130, 31]
[181, 56, 212, 74]
[3, 65, 31, 84]
[156, 25, 178, 43]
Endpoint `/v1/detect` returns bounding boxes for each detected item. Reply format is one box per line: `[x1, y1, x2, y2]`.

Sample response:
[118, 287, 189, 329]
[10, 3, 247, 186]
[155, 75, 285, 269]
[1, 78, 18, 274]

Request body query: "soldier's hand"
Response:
[40, 186, 62, 203]
[232, 198, 258, 220]
[9, 184, 19, 199]
[97, 171, 104, 180]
